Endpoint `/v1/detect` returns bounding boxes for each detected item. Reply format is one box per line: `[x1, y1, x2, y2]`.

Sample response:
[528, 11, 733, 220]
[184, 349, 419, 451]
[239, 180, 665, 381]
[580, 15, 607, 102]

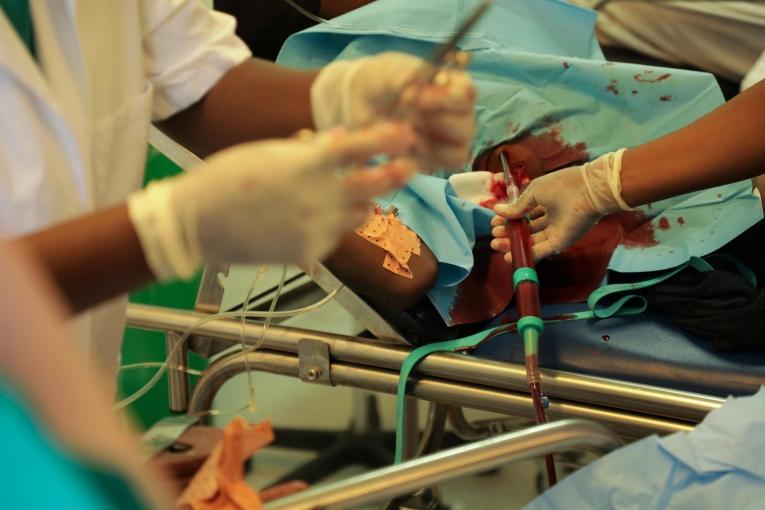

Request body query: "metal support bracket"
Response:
[165, 331, 189, 413]
[190, 263, 231, 358]
[298, 339, 333, 385]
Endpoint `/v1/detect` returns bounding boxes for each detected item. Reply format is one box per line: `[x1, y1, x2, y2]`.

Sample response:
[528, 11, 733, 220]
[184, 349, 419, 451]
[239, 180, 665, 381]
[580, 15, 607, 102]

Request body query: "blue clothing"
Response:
[525, 387, 765, 510]
[278, 0, 763, 324]
[0, 381, 146, 510]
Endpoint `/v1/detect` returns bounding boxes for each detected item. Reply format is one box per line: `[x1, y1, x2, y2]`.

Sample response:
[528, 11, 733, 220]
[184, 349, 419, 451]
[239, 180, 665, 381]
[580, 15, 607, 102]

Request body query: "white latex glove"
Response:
[311, 52, 476, 172]
[128, 123, 417, 280]
[490, 148, 633, 262]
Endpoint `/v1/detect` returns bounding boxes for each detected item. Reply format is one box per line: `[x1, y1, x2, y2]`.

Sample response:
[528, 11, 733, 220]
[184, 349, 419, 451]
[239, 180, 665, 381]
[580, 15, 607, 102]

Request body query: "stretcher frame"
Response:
[137, 127, 723, 507]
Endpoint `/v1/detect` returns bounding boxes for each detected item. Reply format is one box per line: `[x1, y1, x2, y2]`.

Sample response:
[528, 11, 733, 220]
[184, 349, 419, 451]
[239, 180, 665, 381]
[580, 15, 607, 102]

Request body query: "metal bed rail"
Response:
[186, 348, 694, 438]
[264, 419, 622, 510]
[127, 304, 722, 432]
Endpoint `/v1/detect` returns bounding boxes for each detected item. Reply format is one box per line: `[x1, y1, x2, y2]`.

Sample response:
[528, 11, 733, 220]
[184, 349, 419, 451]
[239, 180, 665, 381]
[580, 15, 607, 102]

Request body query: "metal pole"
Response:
[265, 419, 621, 510]
[402, 397, 419, 461]
[417, 403, 449, 457]
[187, 351, 695, 437]
[128, 304, 723, 423]
[164, 331, 188, 412]
[448, 406, 491, 441]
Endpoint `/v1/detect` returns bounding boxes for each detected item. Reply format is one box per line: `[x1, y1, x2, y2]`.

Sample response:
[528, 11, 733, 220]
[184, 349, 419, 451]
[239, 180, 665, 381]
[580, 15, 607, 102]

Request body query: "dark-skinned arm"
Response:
[15, 60, 319, 312]
[11, 205, 153, 314]
[157, 58, 318, 157]
[621, 80, 765, 206]
[324, 232, 438, 311]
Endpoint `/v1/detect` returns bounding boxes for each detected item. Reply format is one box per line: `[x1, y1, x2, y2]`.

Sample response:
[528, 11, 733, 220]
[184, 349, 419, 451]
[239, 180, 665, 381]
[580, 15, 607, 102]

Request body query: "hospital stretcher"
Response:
[129, 259, 751, 438]
[137, 129, 764, 507]
[124, 261, 746, 507]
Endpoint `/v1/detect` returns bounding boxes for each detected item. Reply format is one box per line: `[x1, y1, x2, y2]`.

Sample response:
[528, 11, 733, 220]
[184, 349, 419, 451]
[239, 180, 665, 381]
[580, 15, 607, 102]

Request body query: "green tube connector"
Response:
[513, 267, 539, 289]
[522, 327, 539, 356]
[518, 316, 544, 356]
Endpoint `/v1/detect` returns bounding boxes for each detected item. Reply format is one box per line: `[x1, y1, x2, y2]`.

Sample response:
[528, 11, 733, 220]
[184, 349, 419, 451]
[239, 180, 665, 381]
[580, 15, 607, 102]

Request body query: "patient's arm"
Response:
[324, 232, 438, 311]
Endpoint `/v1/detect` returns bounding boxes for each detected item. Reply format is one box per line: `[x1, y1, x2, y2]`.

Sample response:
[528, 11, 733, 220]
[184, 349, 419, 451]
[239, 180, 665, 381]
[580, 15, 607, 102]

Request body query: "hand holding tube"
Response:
[490, 149, 632, 263]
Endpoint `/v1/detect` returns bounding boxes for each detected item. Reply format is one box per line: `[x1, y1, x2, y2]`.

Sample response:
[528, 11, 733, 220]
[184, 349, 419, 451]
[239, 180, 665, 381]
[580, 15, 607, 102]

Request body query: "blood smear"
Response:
[479, 198, 498, 209]
[634, 72, 671, 83]
[537, 215, 622, 304]
[479, 177, 510, 209]
[606, 79, 619, 95]
[658, 216, 671, 231]
[677, 217, 685, 225]
[602, 335, 610, 342]
[543, 314, 577, 322]
[474, 127, 589, 179]
[618, 211, 659, 248]
[448, 244, 515, 326]
[490, 179, 509, 201]
[513, 128, 589, 173]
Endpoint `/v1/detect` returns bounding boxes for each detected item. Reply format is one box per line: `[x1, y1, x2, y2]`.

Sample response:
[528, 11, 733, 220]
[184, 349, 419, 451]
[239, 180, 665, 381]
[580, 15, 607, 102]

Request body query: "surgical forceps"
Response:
[376, 0, 492, 213]
[389, 0, 492, 117]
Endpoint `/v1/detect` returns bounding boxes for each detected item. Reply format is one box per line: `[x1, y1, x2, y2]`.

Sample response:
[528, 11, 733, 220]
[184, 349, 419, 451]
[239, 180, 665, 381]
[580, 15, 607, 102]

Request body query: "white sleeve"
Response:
[742, 50, 765, 91]
[141, 0, 252, 121]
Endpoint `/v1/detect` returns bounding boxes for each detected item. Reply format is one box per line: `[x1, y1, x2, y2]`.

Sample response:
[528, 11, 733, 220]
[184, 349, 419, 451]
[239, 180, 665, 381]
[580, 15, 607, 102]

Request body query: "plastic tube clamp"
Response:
[513, 267, 539, 289]
[517, 316, 544, 335]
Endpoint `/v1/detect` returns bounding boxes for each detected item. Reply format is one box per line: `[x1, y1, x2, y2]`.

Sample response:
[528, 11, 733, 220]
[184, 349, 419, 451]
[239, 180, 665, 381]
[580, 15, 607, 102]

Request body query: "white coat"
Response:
[0, 0, 250, 379]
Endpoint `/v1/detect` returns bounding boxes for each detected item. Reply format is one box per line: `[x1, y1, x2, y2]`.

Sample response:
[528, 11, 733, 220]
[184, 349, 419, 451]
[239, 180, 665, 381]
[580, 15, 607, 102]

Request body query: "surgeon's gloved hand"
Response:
[128, 122, 417, 280]
[490, 149, 633, 263]
[311, 52, 476, 172]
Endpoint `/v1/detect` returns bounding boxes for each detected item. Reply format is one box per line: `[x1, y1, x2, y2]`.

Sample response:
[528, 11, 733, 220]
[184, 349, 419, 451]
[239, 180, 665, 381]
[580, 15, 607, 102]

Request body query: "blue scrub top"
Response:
[0, 381, 148, 510]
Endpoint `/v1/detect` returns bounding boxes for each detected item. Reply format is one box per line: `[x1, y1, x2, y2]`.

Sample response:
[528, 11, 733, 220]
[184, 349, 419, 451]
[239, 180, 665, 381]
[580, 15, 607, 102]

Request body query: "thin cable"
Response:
[252, 265, 288, 354]
[119, 362, 203, 377]
[194, 265, 287, 419]
[240, 266, 269, 414]
[281, 0, 328, 24]
[114, 284, 343, 411]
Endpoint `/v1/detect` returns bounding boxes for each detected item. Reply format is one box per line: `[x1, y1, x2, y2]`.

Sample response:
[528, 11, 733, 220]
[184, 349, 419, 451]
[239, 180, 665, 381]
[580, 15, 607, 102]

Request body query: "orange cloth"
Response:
[177, 419, 289, 510]
[355, 208, 421, 278]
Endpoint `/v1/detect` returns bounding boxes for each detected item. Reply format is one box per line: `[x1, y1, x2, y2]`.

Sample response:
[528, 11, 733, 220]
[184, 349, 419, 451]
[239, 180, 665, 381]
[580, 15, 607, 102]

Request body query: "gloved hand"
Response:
[311, 52, 476, 172]
[128, 122, 417, 280]
[490, 149, 633, 263]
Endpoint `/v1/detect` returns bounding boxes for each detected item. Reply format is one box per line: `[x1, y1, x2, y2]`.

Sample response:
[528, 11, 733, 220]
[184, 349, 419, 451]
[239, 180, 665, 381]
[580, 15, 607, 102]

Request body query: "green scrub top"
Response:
[0, 381, 149, 509]
[1, 0, 36, 58]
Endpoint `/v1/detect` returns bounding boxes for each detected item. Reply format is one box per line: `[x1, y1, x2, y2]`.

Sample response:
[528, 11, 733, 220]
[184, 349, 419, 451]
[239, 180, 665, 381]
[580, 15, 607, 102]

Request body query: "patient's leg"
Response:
[324, 230, 437, 311]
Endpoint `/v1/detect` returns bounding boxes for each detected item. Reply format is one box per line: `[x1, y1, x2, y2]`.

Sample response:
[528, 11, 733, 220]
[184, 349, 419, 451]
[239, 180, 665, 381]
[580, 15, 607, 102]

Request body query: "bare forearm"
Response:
[621, 80, 765, 206]
[157, 58, 318, 157]
[324, 233, 437, 311]
[13, 205, 155, 313]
